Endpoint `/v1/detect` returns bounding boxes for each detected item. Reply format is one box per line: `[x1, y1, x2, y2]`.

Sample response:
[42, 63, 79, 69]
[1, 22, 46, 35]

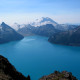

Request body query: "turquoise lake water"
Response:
[0, 36, 80, 80]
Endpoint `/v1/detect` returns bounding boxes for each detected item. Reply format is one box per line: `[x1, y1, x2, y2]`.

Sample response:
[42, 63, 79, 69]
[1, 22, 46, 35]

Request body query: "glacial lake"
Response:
[0, 36, 80, 80]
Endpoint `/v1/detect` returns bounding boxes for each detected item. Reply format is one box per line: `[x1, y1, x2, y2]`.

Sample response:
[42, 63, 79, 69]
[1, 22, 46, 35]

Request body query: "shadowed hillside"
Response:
[48, 26, 80, 46]
[0, 22, 24, 44]
[0, 55, 30, 80]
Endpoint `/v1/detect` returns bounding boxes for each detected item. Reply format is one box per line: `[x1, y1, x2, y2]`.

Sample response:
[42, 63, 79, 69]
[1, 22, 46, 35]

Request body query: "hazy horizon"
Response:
[0, 0, 80, 25]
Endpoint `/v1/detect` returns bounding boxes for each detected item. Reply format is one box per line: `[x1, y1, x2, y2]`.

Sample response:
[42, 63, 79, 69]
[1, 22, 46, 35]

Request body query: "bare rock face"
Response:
[0, 55, 30, 80]
[39, 71, 77, 80]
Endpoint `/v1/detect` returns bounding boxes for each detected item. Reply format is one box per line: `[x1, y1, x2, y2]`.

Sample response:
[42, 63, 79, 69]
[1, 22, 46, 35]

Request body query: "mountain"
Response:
[0, 55, 30, 80]
[13, 17, 78, 37]
[33, 24, 60, 37]
[17, 17, 63, 37]
[40, 71, 77, 80]
[18, 24, 35, 36]
[11, 23, 26, 31]
[31, 17, 78, 31]
[31, 17, 58, 27]
[0, 22, 24, 43]
[48, 26, 80, 46]
[30, 17, 65, 30]
[11, 17, 78, 31]
[11, 23, 20, 30]
[60, 24, 78, 30]
[17, 17, 78, 31]
[18, 24, 60, 37]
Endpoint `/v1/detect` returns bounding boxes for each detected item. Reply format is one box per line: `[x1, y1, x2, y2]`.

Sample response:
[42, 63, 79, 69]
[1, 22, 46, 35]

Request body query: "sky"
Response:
[0, 0, 80, 25]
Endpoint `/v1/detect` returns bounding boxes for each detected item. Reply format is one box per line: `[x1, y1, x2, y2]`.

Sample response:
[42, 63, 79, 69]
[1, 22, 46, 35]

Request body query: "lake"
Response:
[0, 36, 80, 80]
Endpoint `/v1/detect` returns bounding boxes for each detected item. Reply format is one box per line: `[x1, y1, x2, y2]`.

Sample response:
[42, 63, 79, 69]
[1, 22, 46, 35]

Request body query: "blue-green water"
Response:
[0, 36, 80, 80]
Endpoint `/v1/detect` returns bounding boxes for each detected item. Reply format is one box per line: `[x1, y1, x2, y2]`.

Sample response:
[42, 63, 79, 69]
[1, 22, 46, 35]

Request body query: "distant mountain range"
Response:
[13, 17, 78, 37]
[31, 17, 58, 27]
[0, 22, 24, 43]
[17, 24, 36, 36]
[11, 23, 27, 31]
[12, 17, 78, 31]
[17, 24, 61, 37]
[30, 17, 78, 30]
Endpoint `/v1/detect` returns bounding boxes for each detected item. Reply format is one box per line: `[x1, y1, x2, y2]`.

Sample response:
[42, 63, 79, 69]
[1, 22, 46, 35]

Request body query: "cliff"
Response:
[0, 55, 30, 80]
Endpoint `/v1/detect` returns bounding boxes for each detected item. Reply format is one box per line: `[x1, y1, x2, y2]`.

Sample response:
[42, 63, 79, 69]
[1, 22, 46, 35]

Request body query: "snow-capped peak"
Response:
[0, 22, 6, 31]
[31, 17, 58, 27]
[11, 23, 26, 31]
[11, 23, 20, 30]
[0, 25, 2, 31]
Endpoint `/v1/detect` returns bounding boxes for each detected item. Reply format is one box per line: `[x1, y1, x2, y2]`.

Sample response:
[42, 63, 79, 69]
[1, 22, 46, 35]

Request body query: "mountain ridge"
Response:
[0, 55, 30, 80]
[11, 17, 78, 31]
[18, 24, 60, 37]
[0, 22, 24, 44]
[48, 26, 80, 46]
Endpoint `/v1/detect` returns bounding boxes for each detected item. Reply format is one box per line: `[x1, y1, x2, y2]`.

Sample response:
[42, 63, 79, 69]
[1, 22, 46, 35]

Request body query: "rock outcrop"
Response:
[0, 55, 30, 80]
[40, 71, 77, 80]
